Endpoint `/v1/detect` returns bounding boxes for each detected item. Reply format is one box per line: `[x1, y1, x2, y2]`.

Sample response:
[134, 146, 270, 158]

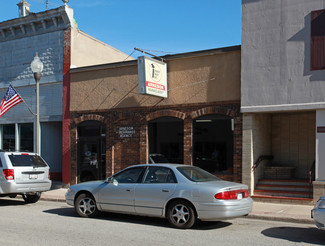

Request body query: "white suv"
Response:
[0, 151, 52, 203]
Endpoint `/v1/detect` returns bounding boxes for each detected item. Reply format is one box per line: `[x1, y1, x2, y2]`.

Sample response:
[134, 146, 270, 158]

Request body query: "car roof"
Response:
[131, 163, 186, 168]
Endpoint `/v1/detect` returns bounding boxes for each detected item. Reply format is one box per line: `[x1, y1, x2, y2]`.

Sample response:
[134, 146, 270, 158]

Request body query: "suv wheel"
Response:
[22, 192, 41, 203]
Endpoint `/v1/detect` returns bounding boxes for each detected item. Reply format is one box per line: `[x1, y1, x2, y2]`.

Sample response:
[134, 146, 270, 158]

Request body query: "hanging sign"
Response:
[138, 56, 167, 98]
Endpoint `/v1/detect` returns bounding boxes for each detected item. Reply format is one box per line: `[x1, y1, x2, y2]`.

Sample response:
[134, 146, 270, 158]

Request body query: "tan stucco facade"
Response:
[70, 48, 241, 111]
[71, 29, 133, 68]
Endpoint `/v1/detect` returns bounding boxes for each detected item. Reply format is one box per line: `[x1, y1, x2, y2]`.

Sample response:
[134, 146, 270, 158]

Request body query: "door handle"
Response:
[126, 189, 132, 192]
[162, 189, 169, 192]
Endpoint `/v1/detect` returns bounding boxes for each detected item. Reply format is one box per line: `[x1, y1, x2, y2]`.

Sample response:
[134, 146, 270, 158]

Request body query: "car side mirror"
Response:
[105, 177, 118, 186]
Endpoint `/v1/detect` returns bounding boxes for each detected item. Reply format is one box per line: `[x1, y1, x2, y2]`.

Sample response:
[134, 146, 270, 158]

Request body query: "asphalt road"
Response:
[0, 198, 324, 246]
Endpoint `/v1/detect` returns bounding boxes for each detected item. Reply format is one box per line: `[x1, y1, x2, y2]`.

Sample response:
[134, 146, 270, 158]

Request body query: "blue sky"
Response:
[1, 0, 241, 57]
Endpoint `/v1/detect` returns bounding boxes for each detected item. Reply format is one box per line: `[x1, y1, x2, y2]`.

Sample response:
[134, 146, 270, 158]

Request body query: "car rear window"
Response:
[8, 155, 47, 167]
[177, 166, 221, 182]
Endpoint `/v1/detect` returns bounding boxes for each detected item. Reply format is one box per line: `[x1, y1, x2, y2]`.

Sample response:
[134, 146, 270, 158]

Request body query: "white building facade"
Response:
[241, 0, 325, 202]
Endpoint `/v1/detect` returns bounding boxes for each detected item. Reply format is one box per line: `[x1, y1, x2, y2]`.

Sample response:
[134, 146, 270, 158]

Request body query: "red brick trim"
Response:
[74, 114, 105, 125]
[62, 28, 71, 185]
[146, 110, 186, 121]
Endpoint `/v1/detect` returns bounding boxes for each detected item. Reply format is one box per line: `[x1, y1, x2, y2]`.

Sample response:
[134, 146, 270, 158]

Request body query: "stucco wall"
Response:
[71, 29, 133, 68]
[242, 0, 325, 112]
[70, 50, 241, 111]
[316, 110, 325, 181]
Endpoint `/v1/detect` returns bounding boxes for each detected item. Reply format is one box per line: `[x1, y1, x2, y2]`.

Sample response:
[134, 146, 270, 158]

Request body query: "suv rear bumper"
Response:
[0, 180, 52, 194]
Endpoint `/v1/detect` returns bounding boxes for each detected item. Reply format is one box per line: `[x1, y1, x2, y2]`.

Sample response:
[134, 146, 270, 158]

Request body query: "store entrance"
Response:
[148, 117, 184, 163]
[193, 115, 234, 174]
[77, 121, 106, 183]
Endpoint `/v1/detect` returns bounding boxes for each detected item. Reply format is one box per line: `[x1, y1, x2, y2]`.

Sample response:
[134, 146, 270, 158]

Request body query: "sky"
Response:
[0, 0, 242, 57]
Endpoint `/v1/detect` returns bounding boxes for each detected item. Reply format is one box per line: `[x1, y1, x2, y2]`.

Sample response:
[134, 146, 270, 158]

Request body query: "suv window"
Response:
[8, 155, 47, 167]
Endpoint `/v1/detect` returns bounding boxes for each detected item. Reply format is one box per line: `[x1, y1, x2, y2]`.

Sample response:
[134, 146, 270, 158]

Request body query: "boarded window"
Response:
[311, 9, 325, 70]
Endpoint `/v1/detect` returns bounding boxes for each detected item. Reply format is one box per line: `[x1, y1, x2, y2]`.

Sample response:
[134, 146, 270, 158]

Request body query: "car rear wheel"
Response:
[167, 200, 196, 229]
[75, 193, 98, 218]
[22, 192, 41, 203]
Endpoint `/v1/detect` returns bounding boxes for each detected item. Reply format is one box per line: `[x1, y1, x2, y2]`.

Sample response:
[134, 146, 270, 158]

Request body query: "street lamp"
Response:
[31, 53, 43, 154]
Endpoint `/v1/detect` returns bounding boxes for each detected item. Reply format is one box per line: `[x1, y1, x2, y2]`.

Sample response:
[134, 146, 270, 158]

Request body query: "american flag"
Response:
[0, 85, 24, 118]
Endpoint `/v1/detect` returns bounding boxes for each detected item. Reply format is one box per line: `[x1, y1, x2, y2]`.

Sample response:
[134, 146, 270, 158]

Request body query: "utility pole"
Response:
[46, 0, 49, 10]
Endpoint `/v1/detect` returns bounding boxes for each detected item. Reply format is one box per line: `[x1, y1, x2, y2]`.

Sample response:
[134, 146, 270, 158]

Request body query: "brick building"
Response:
[0, 1, 131, 183]
[69, 46, 242, 185]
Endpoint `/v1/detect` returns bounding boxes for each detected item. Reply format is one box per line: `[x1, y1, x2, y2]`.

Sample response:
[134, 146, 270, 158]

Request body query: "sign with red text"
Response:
[138, 56, 167, 98]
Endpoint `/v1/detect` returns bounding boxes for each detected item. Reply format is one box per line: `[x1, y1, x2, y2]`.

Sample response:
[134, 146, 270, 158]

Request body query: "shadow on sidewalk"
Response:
[262, 226, 325, 245]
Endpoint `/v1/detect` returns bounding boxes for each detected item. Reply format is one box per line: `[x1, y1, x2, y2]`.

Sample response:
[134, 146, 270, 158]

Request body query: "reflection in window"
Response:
[113, 167, 145, 183]
[20, 123, 33, 152]
[3, 124, 15, 151]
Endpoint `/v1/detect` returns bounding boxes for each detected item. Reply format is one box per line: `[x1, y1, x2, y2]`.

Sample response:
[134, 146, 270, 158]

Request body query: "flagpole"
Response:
[10, 83, 36, 116]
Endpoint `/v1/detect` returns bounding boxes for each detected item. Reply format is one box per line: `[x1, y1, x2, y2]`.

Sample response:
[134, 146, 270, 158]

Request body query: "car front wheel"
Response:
[75, 193, 98, 218]
[22, 192, 41, 203]
[167, 200, 196, 229]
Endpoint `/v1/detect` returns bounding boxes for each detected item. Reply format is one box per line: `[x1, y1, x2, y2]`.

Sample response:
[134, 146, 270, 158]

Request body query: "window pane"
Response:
[20, 123, 33, 152]
[143, 166, 177, 183]
[113, 167, 145, 183]
[3, 124, 15, 151]
[9, 155, 47, 167]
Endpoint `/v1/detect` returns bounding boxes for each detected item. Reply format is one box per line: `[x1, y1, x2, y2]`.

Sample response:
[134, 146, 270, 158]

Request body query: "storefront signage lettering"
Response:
[119, 127, 135, 138]
[138, 56, 167, 98]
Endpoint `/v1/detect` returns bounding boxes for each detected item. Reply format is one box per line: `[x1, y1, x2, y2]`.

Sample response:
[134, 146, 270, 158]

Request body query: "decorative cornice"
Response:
[0, 5, 74, 42]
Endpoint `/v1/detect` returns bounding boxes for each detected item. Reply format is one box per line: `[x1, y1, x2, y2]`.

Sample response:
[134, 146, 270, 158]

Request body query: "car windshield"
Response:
[9, 154, 47, 167]
[177, 166, 221, 182]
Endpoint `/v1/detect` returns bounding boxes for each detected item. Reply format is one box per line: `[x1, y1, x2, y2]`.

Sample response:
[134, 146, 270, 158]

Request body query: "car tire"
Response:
[22, 192, 41, 203]
[167, 200, 196, 229]
[75, 193, 98, 218]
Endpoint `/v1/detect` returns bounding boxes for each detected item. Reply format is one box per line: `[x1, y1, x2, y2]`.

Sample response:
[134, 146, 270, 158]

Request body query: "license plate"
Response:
[237, 193, 243, 200]
[29, 174, 38, 179]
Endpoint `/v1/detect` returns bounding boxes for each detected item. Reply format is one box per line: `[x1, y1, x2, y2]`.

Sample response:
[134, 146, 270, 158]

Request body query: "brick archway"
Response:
[190, 106, 238, 119]
[74, 114, 105, 125]
[146, 110, 186, 121]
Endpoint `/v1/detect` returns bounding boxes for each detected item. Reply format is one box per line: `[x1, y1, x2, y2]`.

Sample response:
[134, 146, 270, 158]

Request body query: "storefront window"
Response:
[77, 121, 106, 182]
[148, 117, 184, 163]
[3, 124, 15, 151]
[193, 115, 234, 174]
[20, 123, 33, 152]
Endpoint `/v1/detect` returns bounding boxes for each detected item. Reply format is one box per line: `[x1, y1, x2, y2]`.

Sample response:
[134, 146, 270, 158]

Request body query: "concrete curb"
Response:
[246, 214, 314, 224]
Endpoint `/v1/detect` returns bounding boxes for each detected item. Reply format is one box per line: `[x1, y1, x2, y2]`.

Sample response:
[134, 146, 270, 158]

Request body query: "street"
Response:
[0, 198, 324, 246]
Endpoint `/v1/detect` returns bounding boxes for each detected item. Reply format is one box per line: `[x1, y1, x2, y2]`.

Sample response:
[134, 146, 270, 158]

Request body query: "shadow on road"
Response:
[262, 226, 325, 245]
[0, 197, 25, 206]
[43, 207, 232, 230]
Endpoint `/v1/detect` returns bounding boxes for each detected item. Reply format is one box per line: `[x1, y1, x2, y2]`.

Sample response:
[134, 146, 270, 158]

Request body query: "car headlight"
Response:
[67, 188, 73, 194]
[316, 199, 325, 209]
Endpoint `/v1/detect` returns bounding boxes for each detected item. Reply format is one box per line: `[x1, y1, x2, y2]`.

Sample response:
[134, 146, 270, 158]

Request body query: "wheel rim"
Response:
[171, 204, 190, 225]
[78, 197, 96, 215]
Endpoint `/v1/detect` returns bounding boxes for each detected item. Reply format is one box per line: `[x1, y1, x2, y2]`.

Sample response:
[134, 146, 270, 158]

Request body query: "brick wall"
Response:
[70, 101, 242, 185]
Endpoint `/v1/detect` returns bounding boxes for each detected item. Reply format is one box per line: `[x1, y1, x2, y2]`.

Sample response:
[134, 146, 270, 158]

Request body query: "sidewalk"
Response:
[41, 185, 314, 225]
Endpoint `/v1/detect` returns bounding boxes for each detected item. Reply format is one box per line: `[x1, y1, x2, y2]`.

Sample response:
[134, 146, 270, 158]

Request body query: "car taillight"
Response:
[215, 189, 249, 200]
[3, 169, 14, 180]
[48, 169, 51, 180]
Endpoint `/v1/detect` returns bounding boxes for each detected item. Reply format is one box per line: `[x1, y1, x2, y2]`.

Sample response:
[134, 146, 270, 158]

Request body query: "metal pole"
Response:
[34, 72, 41, 154]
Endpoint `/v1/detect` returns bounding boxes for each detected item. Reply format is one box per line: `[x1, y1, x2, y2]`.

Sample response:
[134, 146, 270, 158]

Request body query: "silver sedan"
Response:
[312, 195, 325, 230]
[66, 164, 253, 229]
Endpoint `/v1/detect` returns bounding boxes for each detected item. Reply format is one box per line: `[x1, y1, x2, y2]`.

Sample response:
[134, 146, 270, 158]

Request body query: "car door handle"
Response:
[126, 189, 132, 192]
[162, 189, 169, 192]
